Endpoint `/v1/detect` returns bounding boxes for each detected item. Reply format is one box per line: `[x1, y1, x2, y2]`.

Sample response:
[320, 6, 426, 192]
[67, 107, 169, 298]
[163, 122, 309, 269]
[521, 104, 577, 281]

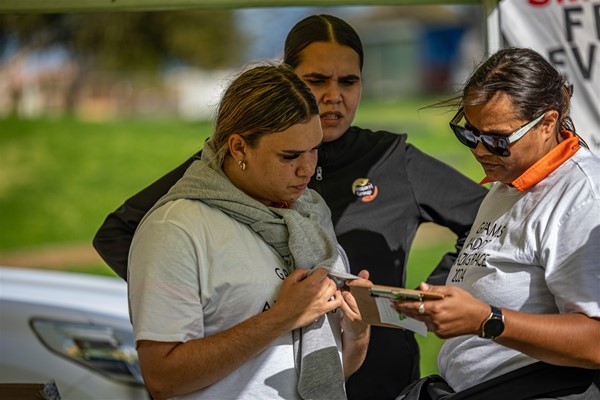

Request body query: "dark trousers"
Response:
[346, 327, 420, 400]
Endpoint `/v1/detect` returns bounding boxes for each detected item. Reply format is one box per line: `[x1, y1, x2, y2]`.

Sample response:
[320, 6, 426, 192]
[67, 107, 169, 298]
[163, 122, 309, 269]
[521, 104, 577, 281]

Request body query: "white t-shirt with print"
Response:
[129, 199, 343, 399]
[439, 148, 600, 392]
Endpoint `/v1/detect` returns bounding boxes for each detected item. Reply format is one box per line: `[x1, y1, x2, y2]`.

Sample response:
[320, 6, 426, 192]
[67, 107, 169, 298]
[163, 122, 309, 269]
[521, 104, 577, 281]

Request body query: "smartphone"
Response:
[368, 286, 444, 301]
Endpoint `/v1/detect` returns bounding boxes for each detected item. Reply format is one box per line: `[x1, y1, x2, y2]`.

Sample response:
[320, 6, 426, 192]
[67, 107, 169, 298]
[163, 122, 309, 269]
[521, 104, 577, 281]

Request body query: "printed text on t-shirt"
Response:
[451, 221, 507, 283]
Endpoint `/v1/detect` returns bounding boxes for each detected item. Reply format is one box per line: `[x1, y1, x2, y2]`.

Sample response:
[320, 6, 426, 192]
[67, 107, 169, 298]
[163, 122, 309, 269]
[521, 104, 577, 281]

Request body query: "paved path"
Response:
[0, 244, 102, 269]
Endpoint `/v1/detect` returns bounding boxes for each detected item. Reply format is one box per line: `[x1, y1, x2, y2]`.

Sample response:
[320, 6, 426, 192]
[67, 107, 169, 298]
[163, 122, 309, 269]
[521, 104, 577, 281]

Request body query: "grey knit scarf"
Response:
[142, 142, 357, 399]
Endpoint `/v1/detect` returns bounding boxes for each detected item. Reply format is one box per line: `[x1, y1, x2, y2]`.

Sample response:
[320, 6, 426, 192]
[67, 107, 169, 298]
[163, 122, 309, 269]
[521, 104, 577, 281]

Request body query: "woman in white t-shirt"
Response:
[128, 63, 370, 400]
[394, 48, 600, 399]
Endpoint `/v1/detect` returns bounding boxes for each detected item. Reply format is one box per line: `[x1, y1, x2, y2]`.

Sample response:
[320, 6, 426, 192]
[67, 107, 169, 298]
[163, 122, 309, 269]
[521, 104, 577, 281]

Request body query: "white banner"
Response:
[499, 0, 600, 155]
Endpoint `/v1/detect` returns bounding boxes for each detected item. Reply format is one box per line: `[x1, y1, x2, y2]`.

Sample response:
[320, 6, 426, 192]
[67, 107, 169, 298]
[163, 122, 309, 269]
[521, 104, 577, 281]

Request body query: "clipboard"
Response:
[361, 284, 444, 301]
[348, 282, 443, 334]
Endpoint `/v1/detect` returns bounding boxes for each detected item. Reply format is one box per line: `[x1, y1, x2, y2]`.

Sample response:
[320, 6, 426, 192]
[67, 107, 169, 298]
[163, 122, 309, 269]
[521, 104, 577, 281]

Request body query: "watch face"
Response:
[484, 318, 504, 338]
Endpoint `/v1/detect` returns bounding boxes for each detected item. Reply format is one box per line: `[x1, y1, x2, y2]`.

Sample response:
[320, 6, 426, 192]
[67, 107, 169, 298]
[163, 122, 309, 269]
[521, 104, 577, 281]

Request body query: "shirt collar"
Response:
[479, 131, 580, 191]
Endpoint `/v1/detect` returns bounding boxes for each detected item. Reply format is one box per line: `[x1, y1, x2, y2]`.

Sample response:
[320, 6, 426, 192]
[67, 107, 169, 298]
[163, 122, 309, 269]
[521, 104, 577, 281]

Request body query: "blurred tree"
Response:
[0, 10, 245, 114]
[1, 11, 244, 69]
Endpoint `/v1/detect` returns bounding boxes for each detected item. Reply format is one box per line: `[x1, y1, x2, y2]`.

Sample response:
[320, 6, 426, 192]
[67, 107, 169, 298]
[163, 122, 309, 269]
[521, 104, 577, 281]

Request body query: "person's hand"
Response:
[392, 282, 490, 339]
[272, 267, 343, 330]
[339, 269, 370, 338]
[345, 269, 371, 288]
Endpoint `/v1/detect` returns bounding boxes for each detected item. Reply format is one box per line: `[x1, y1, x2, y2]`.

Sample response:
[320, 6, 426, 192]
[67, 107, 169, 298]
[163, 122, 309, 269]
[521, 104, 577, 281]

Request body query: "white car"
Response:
[0, 266, 149, 399]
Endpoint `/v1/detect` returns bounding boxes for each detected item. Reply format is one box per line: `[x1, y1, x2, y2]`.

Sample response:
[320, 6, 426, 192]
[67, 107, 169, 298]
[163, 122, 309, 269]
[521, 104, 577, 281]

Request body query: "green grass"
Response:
[0, 117, 212, 250]
[0, 97, 481, 377]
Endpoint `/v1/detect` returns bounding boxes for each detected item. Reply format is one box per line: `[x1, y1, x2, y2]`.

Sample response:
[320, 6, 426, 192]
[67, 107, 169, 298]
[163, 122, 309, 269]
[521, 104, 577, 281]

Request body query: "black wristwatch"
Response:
[481, 305, 504, 339]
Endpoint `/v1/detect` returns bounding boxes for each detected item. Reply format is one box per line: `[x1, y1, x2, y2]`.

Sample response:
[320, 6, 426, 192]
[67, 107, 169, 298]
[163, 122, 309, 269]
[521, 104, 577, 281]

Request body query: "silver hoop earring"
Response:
[238, 160, 246, 171]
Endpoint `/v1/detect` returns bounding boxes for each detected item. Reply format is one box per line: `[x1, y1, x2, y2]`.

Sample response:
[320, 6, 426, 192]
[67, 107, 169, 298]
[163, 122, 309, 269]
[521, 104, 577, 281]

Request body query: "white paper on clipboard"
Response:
[374, 296, 428, 336]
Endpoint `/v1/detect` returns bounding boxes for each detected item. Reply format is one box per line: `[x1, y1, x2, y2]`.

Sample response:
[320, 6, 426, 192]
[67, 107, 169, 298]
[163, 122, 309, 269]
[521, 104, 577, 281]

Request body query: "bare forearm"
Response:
[342, 326, 370, 378]
[139, 268, 344, 399]
[394, 284, 600, 370]
[496, 311, 600, 368]
[139, 308, 293, 399]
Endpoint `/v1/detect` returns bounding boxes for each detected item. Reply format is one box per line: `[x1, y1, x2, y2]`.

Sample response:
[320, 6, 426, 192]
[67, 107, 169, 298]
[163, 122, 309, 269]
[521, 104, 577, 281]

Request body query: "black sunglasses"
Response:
[449, 108, 545, 157]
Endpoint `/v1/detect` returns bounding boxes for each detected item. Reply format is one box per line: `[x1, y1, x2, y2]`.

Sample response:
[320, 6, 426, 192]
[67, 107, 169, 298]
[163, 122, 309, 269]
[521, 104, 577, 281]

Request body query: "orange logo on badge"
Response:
[352, 178, 379, 202]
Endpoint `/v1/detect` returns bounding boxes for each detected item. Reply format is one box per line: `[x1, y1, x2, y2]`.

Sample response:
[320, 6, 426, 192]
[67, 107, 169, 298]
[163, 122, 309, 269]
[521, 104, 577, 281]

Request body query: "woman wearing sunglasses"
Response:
[394, 47, 600, 399]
